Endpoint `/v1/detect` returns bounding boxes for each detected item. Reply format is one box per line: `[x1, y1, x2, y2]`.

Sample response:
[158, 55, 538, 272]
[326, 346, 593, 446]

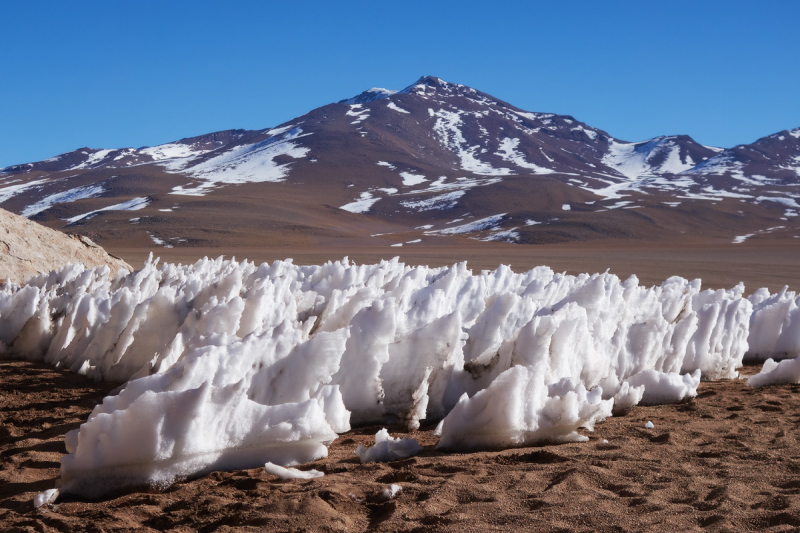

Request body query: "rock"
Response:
[0, 208, 131, 284]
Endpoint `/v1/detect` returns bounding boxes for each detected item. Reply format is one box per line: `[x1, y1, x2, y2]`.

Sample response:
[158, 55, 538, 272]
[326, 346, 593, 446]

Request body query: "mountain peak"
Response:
[338, 87, 397, 105]
[412, 75, 450, 87]
[339, 76, 460, 104]
[399, 75, 463, 95]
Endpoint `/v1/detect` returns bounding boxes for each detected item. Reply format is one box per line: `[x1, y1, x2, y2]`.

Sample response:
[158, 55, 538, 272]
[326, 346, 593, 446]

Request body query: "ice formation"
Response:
[746, 287, 800, 361]
[1, 254, 795, 497]
[33, 489, 59, 508]
[625, 369, 700, 405]
[381, 484, 402, 500]
[355, 429, 422, 463]
[437, 368, 613, 450]
[264, 462, 324, 480]
[746, 357, 800, 387]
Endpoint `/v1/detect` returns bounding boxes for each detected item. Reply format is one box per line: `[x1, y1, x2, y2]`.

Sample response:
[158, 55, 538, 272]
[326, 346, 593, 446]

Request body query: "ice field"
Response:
[2, 255, 799, 497]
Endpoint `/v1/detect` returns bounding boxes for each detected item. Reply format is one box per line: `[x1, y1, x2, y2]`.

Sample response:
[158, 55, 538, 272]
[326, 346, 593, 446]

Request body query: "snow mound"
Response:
[355, 429, 422, 463]
[747, 358, 800, 387]
[0, 256, 770, 496]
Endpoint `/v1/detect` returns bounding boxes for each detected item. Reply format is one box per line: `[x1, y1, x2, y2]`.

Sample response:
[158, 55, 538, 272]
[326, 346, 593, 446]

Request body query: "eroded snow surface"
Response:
[0, 256, 795, 497]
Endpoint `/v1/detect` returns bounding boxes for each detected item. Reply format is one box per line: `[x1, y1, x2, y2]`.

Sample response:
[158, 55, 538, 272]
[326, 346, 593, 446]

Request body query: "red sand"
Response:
[3, 360, 800, 532]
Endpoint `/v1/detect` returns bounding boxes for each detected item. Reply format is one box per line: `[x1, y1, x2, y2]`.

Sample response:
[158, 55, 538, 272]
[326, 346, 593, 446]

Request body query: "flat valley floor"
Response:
[112, 239, 800, 295]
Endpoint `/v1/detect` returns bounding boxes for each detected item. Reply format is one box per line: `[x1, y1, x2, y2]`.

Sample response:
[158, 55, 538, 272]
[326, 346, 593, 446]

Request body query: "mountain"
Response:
[1, 76, 799, 254]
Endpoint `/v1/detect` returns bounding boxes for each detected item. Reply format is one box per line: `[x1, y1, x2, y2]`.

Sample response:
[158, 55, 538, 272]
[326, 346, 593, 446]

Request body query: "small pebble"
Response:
[645, 421, 654, 429]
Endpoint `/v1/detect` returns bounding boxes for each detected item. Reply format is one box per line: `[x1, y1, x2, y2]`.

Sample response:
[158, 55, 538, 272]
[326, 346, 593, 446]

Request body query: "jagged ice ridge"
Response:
[0, 256, 797, 497]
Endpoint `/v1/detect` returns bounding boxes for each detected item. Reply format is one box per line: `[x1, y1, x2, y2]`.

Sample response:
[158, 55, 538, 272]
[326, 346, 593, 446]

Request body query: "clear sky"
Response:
[1, 1, 798, 168]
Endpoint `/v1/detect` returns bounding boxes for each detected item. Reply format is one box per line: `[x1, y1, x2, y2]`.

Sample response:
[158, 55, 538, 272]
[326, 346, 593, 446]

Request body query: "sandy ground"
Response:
[3, 360, 800, 532]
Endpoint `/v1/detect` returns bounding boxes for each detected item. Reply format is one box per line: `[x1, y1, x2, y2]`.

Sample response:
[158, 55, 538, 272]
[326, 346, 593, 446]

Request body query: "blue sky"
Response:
[1, 1, 798, 168]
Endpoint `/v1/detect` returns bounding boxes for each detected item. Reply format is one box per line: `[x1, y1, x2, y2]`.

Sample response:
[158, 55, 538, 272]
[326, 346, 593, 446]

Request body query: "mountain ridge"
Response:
[1, 75, 799, 251]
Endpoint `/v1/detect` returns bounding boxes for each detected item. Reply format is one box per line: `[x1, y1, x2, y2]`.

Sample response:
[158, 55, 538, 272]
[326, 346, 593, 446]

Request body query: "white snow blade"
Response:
[1, 255, 783, 496]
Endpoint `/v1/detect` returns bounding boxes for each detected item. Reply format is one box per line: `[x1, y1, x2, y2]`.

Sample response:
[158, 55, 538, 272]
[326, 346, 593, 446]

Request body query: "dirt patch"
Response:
[3, 360, 800, 532]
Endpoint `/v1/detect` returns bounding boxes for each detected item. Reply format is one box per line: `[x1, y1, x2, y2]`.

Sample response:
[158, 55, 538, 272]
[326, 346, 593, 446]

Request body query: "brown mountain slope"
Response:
[1, 76, 799, 256]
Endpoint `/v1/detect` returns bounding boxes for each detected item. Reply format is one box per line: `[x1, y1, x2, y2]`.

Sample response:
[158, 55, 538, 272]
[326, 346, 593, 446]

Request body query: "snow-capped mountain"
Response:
[2, 76, 799, 251]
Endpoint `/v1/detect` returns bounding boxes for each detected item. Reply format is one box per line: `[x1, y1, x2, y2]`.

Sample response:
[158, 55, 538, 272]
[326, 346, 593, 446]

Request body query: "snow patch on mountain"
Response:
[170, 128, 311, 196]
[604, 142, 648, 178]
[432, 110, 512, 176]
[266, 125, 297, 137]
[340, 192, 381, 214]
[346, 105, 370, 125]
[400, 191, 465, 211]
[387, 101, 410, 114]
[400, 172, 427, 186]
[571, 125, 599, 141]
[65, 197, 150, 224]
[495, 138, 554, 174]
[22, 185, 105, 218]
[480, 227, 520, 243]
[140, 143, 213, 162]
[0, 178, 50, 204]
[733, 225, 786, 244]
[406, 176, 502, 196]
[426, 214, 506, 235]
[756, 197, 800, 209]
[376, 161, 396, 171]
[603, 137, 695, 179]
[511, 110, 549, 122]
[148, 232, 172, 248]
[702, 145, 725, 153]
[67, 150, 114, 171]
[689, 155, 762, 185]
